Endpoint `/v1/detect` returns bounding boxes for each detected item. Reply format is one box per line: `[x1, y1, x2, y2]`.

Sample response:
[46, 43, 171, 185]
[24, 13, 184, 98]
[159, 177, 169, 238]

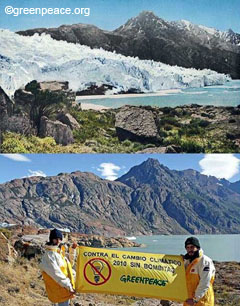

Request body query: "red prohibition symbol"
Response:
[84, 257, 112, 286]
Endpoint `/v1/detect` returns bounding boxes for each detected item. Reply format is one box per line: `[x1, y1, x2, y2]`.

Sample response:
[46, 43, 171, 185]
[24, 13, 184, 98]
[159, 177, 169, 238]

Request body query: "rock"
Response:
[13, 89, 35, 114]
[14, 237, 45, 259]
[0, 232, 17, 263]
[7, 114, 36, 136]
[14, 80, 76, 117]
[57, 112, 80, 130]
[38, 81, 69, 92]
[165, 145, 182, 153]
[137, 147, 167, 153]
[71, 234, 142, 248]
[37, 81, 76, 104]
[77, 84, 114, 96]
[0, 87, 35, 136]
[85, 140, 98, 147]
[9, 225, 40, 237]
[115, 106, 159, 143]
[0, 86, 14, 130]
[39, 116, 74, 145]
[0, 87, 13, 115]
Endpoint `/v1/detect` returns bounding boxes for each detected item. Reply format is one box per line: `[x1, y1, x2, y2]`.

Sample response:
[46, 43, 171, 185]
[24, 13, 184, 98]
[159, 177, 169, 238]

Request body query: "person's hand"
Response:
[72, 242, 78, 249]
[185, 298, 195, 305]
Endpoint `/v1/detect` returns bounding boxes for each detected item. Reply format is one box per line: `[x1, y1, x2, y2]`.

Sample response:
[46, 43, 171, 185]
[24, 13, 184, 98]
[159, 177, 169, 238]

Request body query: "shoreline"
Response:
[80, 102, 111, 110]
[78, 89, 183, 110]
[77, 89, 182, 101]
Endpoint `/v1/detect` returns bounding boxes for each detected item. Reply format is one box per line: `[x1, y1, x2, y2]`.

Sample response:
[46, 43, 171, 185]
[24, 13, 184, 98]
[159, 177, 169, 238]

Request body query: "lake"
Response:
[77, 80, 240, 108]
[123, 234, 240, 262]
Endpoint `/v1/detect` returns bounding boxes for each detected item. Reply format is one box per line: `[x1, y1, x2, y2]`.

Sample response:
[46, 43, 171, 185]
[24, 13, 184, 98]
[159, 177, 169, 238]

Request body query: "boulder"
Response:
[7, 114, 36, 136]
[57, 112, 80, 130]
[39, 81, 69, 92]
[165, 145, 182, 153]
[76, 83, 114, 96]
[13, 89, 35, 114]
[0, 87, 35, 136]
[0, 232, 17, 263]
[9, 225, 39, 237]
[73, 234, 142, 248]
[115, 106, 159, 143]
[0, 86, 14, 130]
[137, 147, 167, 153]
[37, 81, 76, 104]
[39, 116, 74, 145]
[14, 237, 45, 259]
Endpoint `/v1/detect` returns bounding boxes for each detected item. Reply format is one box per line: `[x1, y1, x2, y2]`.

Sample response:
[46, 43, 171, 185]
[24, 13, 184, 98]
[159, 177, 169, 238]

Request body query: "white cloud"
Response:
[26, 170, 47, 178]
[97, 163, 121, 180]
[2, 154, 31, 162]
[199, 154, 240, 180]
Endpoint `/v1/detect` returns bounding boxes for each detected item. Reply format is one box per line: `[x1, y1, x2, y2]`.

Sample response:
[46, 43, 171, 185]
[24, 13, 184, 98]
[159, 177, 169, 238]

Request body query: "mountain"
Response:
[1, 159, 240, 235]
[17, 11, 240, 79]
[219, 179, 240, 195]
[0, 29, 228, 96]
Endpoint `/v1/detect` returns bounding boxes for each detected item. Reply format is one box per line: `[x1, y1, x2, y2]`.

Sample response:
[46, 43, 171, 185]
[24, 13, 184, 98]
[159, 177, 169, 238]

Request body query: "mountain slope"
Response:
[0, 159, 240, 235]
[17, 11, 240, 78]
[117, 159, 240, 234]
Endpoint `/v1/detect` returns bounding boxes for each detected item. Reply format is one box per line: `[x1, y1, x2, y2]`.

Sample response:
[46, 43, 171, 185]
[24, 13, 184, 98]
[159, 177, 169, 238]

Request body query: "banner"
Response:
[75, 246, 188, 302]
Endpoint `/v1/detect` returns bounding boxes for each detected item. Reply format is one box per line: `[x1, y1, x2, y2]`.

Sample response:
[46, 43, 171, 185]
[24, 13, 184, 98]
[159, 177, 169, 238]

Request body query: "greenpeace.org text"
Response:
[5, 6, 90, 17]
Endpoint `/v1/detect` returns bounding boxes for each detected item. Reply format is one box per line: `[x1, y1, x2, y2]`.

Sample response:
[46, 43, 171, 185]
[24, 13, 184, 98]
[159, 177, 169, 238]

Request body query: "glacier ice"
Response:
[0, 29, 230, 96]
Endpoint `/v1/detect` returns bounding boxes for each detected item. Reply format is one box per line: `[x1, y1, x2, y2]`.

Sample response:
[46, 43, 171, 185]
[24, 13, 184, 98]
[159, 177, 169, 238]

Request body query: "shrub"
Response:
[24, 81, 70, 131]
[181, 140, 204, 153]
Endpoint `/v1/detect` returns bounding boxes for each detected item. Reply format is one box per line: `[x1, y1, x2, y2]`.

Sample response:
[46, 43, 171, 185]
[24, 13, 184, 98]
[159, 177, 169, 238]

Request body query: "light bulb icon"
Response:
[91, 260, 104, 283]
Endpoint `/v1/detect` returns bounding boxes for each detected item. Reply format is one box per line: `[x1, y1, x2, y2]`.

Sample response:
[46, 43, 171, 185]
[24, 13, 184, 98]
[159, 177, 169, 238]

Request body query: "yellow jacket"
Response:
[39, 245, 75, 303]
[184, 250, 215, 306]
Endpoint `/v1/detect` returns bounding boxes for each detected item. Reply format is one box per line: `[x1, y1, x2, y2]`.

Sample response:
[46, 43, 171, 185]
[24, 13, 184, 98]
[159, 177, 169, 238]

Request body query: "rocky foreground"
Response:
[0, 226, 239, 306]
[1, 80, 240, 153]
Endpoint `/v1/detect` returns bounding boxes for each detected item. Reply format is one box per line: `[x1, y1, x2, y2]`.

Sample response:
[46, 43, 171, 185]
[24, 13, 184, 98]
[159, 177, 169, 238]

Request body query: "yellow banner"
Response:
[75, 246, 188, 302]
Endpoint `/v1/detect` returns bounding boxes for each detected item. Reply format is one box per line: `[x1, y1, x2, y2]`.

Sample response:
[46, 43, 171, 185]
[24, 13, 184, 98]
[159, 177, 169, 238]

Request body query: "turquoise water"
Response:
[123, 234, 240, 262]
[78, 80, 240, 108]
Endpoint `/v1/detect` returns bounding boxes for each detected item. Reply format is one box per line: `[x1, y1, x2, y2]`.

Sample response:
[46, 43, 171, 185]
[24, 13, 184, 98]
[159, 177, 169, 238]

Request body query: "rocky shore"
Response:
[0, 226, 142, 261]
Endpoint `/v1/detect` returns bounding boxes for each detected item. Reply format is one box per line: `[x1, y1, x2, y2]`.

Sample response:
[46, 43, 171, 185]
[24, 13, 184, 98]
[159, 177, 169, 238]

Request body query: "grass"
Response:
[1, 132, 93, 153]
[0, 258, 158, 305]
[0, 258, 49, 306]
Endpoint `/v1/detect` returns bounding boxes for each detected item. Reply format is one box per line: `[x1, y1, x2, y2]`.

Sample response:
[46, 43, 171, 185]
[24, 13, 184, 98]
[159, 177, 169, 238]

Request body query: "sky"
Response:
[0, 0, 239, 32]
[0, 153, 240, 184]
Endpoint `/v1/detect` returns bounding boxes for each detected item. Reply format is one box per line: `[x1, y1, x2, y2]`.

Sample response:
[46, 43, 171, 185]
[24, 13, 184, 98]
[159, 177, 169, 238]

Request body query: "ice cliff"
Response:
[0, 29, 230, 96]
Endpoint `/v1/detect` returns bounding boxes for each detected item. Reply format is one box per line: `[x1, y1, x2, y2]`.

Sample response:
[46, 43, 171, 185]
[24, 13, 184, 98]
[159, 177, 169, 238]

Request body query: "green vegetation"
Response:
[159, 116, 237, 153]
[2, 104, 238, 153]
[1, 132, 92, 153]
[1, 130, 148, 154]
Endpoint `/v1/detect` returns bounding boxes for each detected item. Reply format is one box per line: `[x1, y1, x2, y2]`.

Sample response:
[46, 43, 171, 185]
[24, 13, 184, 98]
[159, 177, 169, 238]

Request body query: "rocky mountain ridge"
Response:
[17, 11, 240, 78]
[0, 159, 240, 235]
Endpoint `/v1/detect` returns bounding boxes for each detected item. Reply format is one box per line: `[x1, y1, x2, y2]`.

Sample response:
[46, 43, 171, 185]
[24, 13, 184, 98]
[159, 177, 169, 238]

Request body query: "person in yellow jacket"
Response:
[183, 237, 215, 306]
[39, 229, 75, 306]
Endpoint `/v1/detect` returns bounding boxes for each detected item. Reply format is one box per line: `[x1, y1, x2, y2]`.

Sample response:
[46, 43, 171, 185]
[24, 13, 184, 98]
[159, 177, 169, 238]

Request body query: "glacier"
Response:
[0, 29, 230, 96]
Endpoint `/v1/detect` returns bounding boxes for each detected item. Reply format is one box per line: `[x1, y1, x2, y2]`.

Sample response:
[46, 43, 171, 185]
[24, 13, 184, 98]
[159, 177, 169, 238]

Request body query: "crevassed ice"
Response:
[0, 29, 230, 96]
